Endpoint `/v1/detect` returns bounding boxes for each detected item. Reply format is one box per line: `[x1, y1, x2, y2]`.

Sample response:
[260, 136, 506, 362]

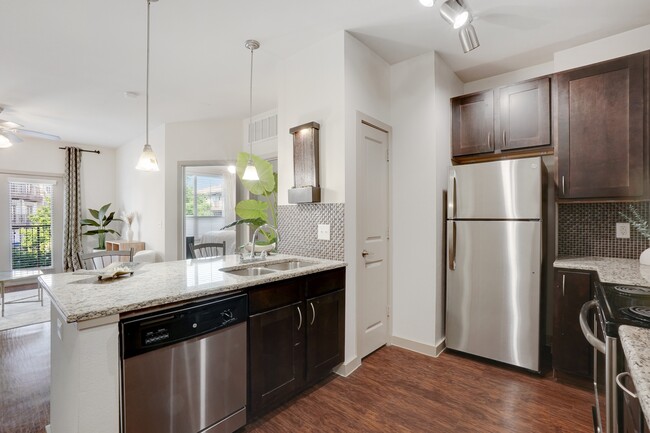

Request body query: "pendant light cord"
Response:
[248, 45, 254, 162]
[146, 0, 151, 145]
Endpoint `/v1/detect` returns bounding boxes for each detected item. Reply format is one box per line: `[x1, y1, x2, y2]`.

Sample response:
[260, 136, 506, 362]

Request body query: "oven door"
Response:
[580, 299, 611, 433]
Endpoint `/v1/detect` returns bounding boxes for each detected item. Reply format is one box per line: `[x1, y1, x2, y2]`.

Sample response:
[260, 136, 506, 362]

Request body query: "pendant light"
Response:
[136, 0, 160, 172]
[242, 39, 260, 181]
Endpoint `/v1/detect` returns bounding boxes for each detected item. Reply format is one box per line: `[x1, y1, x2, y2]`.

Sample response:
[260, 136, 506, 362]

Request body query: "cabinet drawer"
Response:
[305, 268, 346, 298]
[248, 278, 302, 315]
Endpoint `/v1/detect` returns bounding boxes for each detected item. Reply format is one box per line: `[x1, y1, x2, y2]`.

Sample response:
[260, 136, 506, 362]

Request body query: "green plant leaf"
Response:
[82, 230, 101, 236]
[89, 208, 99, 219]
[80, 219, 100, 227]
[221, 218, 266, 230]
[236, 153, 275, 195]
[235, 200, 268, 221]
[98, 203, 111, 222]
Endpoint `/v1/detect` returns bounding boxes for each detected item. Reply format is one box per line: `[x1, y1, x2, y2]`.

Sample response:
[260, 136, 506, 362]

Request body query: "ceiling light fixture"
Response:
[242, 39, 260, 181]
[419, 0, 434, 7]
[440, 0, 470, 29]
[0, 133, 13, 149]
[459, 23, 480, 53]
[136, 0, 160, 172]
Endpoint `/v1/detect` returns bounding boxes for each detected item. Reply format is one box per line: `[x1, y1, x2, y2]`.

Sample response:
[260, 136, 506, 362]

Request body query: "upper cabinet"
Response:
[556, 52, 649, 200]
[451, 77, 551, 159]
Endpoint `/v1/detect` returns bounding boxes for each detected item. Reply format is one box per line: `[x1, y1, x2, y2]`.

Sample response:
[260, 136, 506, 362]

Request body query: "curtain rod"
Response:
[58, 147, 101, 154]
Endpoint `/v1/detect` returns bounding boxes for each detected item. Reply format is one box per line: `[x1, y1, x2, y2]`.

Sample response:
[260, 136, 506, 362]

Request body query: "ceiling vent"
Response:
[248, 112, 277, 144]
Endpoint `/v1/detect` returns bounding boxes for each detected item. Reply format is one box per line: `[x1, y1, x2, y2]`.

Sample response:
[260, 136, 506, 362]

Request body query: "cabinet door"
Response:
[451, 90, 494, 157]
[496, 77, 550, 151]
[305, 289, 345, 383]
[552, 270, 592, 377]
[557, 52, 648, 199]
[248, 301, 304, 417]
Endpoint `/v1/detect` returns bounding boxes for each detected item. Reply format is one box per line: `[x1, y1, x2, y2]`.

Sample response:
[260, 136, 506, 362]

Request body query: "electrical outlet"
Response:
[317, 224, 330, 241]
[616, 222, 630, 239]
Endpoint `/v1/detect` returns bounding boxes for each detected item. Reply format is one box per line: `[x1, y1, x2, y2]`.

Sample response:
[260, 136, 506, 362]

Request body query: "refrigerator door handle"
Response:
[448, 221, 456, 271]
[448, 169, 457, 219]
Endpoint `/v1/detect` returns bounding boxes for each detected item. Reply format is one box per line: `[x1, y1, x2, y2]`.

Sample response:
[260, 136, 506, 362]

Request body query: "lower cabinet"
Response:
[621, 365, 650, 433]
[248, 268, 346, 419]
[552, 269, 593, 378]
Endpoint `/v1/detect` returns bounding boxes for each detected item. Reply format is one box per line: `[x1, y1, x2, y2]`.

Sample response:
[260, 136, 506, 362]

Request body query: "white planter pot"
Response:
[640, 248, 650, 265]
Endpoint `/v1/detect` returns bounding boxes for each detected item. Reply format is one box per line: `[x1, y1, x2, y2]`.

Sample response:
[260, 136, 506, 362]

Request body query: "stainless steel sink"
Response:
[225, 267, 277, 277]
[263, 260, 316, 271]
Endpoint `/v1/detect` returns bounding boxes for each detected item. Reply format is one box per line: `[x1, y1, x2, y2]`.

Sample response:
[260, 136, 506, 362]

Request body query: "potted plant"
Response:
[223, 152, 278, 249]
[81, 203, 122, 250]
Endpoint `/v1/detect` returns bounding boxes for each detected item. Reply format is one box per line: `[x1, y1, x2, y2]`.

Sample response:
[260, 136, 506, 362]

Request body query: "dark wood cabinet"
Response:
[621, 365, 650, 433]
[248, 268, 346, 418]
[496, 77, 551, 151]
[452, 77, 551, 159]
[451, 90, 494, 157]
[557, 52, 649, 199]
[552, 269, 592, 378]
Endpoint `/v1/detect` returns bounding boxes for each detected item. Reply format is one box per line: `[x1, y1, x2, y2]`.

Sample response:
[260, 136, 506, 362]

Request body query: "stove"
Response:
[595, 282, 650, 337]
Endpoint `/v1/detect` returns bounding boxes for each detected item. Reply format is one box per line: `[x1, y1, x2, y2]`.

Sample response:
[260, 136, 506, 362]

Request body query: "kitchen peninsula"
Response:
[39, 254, 346, 433]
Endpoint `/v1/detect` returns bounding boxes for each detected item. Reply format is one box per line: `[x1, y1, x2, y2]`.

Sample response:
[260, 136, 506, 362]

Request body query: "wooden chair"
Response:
[77, 248, 134, 270]
[189, 242, 226, 259]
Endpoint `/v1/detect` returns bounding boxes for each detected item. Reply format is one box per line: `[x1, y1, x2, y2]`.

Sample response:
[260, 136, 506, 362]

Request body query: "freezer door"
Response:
[446, 220, 541, 371]
[448, 157, 542, 220]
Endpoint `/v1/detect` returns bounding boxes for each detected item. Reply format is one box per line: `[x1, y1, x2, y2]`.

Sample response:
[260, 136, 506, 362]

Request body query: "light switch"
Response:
[318, 224, 330, 241]
[616, 222, 630, 239]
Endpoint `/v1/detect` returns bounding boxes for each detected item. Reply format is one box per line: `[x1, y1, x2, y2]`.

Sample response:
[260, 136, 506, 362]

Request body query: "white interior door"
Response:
[357, 120, 390, 359]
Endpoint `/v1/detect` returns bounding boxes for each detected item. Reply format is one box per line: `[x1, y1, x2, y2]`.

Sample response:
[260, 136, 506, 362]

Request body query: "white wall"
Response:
[115, 126, 166, 262]
[463, 62, 554, 94]
[0, 138, 115, 272]
[164, 117, 242, 260]
[277, 32, 346, 206]
[554, 24, 650, 72]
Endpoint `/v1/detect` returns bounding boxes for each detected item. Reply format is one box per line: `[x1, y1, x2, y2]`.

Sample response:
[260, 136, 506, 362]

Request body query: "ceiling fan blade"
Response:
[16, 128, 61, 141]
[0, 119, 23, 129]
[3, 131, 23, 144]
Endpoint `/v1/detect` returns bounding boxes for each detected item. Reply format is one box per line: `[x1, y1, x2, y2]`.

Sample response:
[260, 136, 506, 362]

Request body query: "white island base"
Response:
[48, 302, 121, 433]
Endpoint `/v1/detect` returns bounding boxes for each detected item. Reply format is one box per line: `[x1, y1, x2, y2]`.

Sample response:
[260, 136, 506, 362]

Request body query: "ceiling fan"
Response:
[0, 107, 61, 148]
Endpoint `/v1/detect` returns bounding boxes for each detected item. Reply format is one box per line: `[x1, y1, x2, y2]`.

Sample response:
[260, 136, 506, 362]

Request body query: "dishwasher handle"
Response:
[579, 300, 606, 354]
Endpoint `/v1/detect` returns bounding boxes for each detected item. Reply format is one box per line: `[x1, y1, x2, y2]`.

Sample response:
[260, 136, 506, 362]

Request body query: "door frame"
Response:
[355, 111, 393, 359]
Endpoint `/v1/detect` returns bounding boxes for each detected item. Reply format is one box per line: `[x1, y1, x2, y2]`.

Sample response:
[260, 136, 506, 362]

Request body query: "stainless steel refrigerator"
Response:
[446, 157, 542, 372]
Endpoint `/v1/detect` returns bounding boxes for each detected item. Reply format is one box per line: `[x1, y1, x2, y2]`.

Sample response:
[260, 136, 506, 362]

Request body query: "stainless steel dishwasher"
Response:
[120, 292, 247, 433]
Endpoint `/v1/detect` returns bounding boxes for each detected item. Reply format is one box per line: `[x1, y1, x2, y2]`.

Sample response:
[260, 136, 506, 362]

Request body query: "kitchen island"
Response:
[39, 254, 346, 433]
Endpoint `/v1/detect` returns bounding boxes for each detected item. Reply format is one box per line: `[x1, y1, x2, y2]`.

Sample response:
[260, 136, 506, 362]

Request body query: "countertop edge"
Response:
[619, 325, 650, 427]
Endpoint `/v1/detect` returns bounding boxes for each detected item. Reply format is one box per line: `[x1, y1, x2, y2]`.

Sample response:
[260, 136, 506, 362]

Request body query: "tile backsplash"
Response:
[277, 203, 344, 261]
[558, 201, 650, 258]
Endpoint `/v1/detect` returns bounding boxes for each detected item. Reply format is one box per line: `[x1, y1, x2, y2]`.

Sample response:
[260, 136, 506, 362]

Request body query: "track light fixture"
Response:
[439, 0, 469, 29]
[459, 23, 480, 53]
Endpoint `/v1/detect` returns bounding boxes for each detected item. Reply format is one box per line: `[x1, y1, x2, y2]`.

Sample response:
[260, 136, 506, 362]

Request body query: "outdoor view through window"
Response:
[10, 181, 53, 269]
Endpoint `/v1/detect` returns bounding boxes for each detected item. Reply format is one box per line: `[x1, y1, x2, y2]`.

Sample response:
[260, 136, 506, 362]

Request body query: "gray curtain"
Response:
[63, 147, 83, 271]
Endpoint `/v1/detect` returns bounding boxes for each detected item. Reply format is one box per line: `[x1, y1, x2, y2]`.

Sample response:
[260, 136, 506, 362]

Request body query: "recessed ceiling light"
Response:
[124, 91, 139, 99]
[419, 0, 434, 7]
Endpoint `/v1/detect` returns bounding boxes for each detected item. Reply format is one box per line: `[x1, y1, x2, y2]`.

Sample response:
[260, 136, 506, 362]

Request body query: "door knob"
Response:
[362, 250, 369, 257]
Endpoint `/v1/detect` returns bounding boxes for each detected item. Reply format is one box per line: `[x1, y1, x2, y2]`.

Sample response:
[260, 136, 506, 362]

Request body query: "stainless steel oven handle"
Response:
[616, 372, 638, 399]
[579, 300, 606, 354]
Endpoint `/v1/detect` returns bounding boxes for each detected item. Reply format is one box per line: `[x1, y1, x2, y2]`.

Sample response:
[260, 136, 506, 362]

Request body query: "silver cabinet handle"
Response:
[502, 130, 507, 147]
[561, 175, 566, 195]
[297, 306, 303, 330]
[487, 132, 492, 149]
[448, 169, 457, 220]
[562, 274, 566, 297]
[448, 221, 456, 271]
[616, 372, 637, 399]
[310, 302, 316, 326]
[579, 300, 605, 354]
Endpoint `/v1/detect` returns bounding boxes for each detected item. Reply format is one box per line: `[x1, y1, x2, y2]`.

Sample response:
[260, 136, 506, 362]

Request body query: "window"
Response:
[10, 181, 54, 269]
[185, 174, 224, 217]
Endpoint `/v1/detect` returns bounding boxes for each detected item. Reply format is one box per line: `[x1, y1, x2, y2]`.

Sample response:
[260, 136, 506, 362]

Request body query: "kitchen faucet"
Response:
[241, 224, 280, 262]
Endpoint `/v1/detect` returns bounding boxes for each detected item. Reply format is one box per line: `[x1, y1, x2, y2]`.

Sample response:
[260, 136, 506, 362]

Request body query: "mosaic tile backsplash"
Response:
[277, 203, 344, 261]
[558, 201, 650, 258]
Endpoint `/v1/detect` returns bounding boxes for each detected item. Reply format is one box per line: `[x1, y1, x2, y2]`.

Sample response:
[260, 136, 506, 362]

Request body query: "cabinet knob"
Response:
[362, 250, 369, 258]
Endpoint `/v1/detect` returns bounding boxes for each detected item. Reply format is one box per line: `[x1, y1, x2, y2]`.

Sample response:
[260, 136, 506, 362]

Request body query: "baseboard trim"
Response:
[391, 336, 446, 357]
[335, 357, 361, 377]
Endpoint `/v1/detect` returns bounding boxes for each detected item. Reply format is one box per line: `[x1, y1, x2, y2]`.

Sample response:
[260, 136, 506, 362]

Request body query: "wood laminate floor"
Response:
[0, 323, 593, 433]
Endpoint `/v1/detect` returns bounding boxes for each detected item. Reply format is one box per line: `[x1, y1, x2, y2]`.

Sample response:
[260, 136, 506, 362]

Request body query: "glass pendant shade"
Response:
[242, 162, 259, 180]
[135, 143, 160, 171]
[0, 134, 13, 148]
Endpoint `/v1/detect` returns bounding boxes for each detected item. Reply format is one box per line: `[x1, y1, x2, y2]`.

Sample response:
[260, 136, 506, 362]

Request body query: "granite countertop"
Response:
[39, 254, 346, 323]
[619, 325, 650, 426]
[553, 256, 650, 287]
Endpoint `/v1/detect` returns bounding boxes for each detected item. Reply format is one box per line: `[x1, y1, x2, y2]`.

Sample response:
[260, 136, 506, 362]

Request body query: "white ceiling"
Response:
[2, 0, 650, 148]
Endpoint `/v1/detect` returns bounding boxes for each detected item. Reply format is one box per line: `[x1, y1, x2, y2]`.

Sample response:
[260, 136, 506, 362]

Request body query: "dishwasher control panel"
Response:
[120, 292, 248, 358]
